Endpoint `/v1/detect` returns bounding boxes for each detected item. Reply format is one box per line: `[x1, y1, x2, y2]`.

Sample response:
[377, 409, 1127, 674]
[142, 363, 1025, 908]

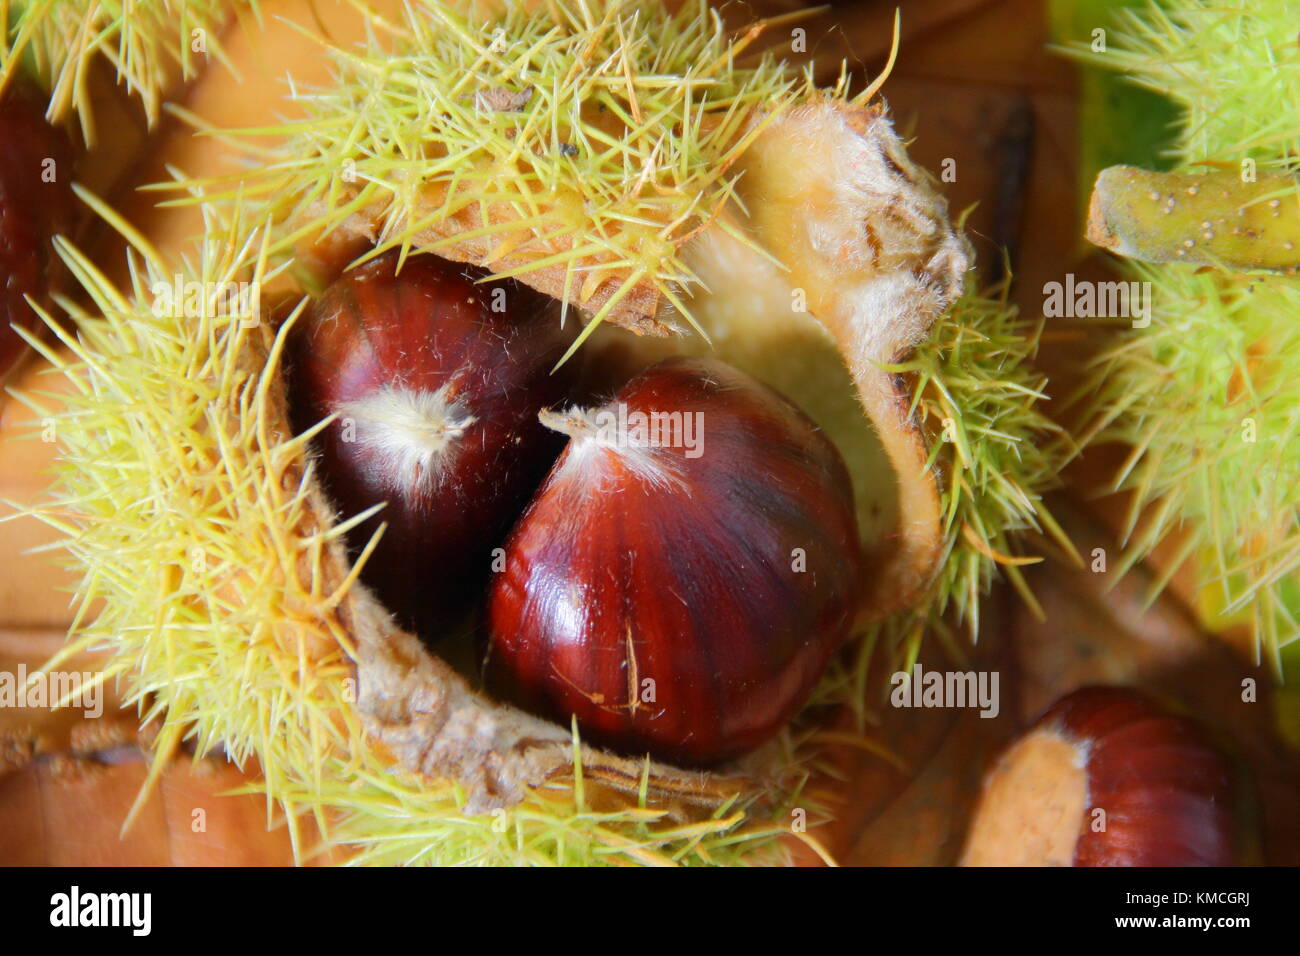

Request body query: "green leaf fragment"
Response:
[1088, 165, 1300, 273]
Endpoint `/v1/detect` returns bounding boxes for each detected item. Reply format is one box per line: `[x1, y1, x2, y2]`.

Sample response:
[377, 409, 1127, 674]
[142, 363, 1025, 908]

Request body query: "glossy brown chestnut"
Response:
[286, 251, 573, 638]
[0, 80, 76, 379]
[485, 356, 866, 766]
[961, 686, 1237, 866]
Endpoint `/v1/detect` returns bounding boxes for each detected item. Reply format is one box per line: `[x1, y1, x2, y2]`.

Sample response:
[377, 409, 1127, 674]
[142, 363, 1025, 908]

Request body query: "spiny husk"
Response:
[1073, 0, 1300, 670]
[16, 200, 822, 864]
[16, 231, 1064, 865]
[160, 0, 808, 340]
[2, 0, 254, 138]
[1069, 0, 1300, 170]
[1075, 263, 1300, 673]
[886, 280, 1076, 643]
[16, 0, 1071, 864]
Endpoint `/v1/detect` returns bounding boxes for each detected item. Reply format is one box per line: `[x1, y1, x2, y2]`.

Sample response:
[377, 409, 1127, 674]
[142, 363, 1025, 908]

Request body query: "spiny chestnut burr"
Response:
[286, 251, 574, 638]
[961, 686, 1237, 866]
[0, 80, 76, 380]
[485, 356, 866, 767]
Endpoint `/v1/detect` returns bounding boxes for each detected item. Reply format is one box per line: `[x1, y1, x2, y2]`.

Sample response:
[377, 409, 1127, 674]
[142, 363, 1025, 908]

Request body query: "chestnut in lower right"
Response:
[485, 356, 866, 767]
[961, 686, 1237, 866]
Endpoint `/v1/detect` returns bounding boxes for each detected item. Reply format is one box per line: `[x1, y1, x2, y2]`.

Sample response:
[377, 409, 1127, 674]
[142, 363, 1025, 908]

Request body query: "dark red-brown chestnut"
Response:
[485, 356, 866, 767]
[1, 80, 76, 380]
[286, 251, 574, 638]
[961, 686, 1237, 866]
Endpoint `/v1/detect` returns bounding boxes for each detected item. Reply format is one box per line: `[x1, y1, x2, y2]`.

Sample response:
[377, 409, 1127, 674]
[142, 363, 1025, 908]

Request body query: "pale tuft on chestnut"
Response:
[334, 384, 477, 491]
[485, 356, 866, 767]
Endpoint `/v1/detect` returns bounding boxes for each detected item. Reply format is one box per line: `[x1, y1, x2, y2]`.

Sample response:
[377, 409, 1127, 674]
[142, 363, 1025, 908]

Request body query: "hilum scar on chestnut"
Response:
[286, 251, 575, 639]
[485, 356, 866, 767]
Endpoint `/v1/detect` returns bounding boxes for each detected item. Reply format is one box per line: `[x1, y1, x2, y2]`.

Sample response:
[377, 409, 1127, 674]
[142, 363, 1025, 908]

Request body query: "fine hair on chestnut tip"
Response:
[337, 383, 477, 491]
[537, 405, 692, 493]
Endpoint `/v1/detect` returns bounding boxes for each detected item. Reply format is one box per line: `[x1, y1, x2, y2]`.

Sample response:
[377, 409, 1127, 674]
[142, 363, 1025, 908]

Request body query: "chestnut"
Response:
[485, 356, 866, 767]
[0, 80, 76, 380]
[286, 251, 574, 638]
[961, 686, 1237, 866]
